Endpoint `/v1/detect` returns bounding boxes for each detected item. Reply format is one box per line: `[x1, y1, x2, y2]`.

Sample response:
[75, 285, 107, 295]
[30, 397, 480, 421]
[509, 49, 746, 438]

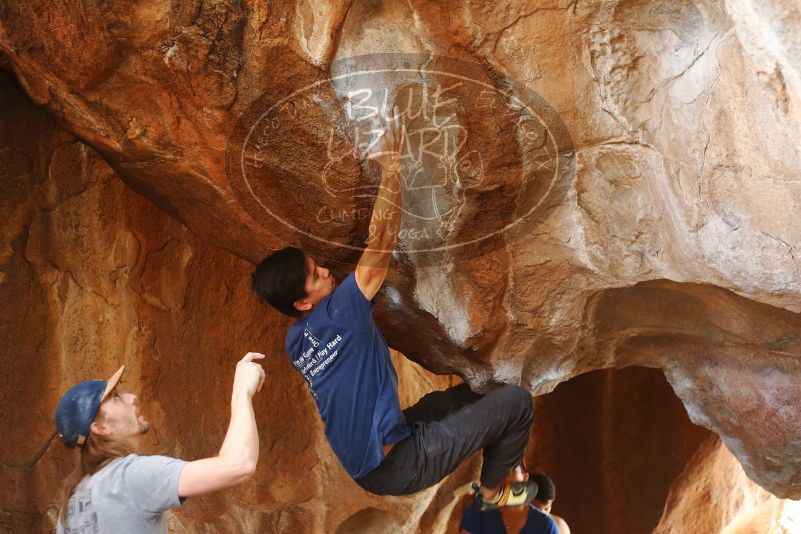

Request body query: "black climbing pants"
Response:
[355, 383, 534, 496]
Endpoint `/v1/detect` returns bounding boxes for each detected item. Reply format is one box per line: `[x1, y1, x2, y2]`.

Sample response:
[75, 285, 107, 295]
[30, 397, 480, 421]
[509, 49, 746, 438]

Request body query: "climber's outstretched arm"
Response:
[355, 110, 404, 301]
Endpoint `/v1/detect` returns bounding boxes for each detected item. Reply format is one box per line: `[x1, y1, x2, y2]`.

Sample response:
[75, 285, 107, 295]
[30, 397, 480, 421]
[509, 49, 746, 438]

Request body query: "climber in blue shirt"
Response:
[252, 110, 537, 508]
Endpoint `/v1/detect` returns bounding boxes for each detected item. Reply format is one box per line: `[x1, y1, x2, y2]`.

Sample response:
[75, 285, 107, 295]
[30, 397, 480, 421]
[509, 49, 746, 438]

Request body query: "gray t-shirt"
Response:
[57, 454, 186, 534]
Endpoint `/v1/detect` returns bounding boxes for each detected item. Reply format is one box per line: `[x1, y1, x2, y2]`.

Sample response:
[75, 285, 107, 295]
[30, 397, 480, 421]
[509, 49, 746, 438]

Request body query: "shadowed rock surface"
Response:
[2, 70, 795, 532]
[1, 0, 800, 527]
[0, 71, 456, 532]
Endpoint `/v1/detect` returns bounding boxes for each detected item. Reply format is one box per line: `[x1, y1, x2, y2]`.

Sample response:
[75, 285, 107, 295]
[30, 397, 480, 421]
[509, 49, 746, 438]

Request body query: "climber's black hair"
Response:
[251, 247, 308, 318]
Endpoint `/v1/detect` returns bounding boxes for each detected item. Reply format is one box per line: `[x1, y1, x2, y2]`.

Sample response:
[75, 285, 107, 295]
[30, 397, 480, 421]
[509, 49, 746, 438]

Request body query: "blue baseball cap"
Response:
[55, 366, 125, 447]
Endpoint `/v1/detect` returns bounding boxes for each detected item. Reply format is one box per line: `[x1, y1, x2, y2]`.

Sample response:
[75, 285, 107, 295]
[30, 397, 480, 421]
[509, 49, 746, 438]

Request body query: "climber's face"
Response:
[293, 255, 336, 313]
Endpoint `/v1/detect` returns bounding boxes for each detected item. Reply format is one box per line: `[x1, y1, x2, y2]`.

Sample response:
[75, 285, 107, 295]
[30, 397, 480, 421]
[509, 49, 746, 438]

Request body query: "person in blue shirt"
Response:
[460, 503, 559, 534]
[460, 470, 559, 534]
[529, 473, 571, 534]
[251, 111, 537, 508]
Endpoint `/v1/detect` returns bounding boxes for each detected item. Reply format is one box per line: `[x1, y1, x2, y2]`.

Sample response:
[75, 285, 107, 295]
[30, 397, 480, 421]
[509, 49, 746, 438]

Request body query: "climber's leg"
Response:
[402, 382, 482, 425]
[355, 385, 534, 496]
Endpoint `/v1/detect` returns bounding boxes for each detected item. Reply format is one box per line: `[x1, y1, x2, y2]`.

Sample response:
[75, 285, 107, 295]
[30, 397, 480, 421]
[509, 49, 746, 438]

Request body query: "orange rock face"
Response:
[0, 72, 451, 533]
[1, 0, 801, 526]
[654, 437, 799, 534]
[3, 0, 799, 497]
[527, 367, 713, 534]
[4, 75, 792, 531]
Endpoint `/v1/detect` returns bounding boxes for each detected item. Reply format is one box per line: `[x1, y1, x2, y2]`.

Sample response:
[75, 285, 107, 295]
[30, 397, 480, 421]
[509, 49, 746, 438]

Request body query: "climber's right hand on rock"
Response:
[369, 106, 405, 175]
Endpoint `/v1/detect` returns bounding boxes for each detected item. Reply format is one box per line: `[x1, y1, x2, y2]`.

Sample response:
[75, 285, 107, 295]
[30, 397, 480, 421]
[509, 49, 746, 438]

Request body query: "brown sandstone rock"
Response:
[654, 437, 798, 534]
[1, 0, 800, 508]
[3, 80, 783, 531]
[526, 367, 713, 534]
[0, 71, 453, 533]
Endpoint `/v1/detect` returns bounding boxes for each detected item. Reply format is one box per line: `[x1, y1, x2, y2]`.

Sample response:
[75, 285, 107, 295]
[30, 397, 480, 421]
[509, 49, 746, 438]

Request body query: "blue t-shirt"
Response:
[285, 272, 411, 478]
[460, 504, 559, 534]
